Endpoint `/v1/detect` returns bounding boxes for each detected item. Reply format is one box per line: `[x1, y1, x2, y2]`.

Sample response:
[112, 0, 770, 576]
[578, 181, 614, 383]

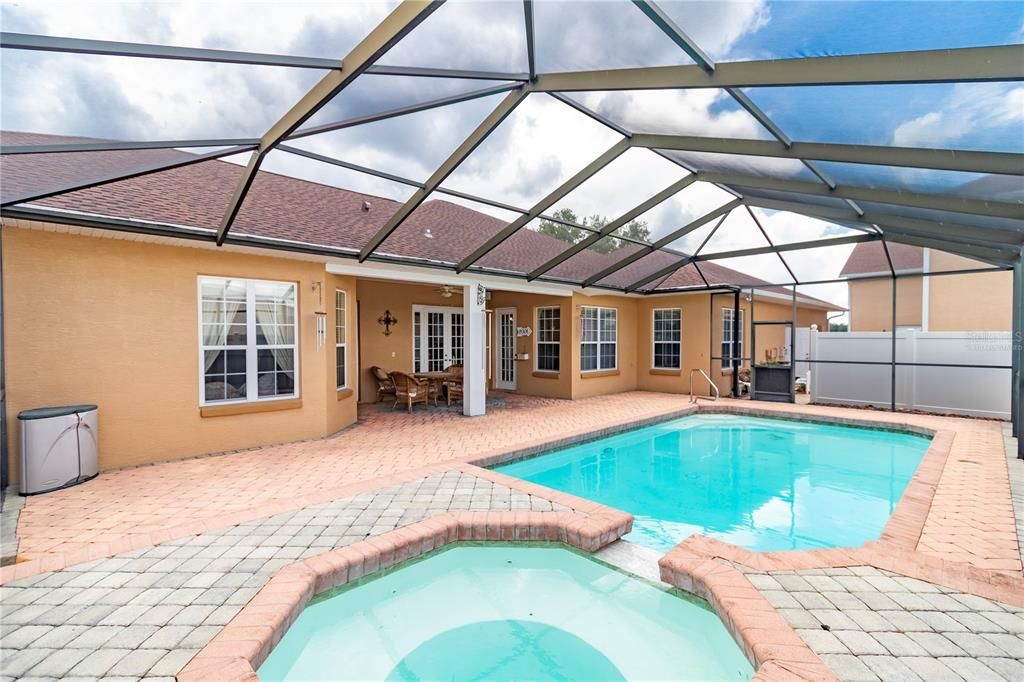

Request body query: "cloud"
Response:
[891, 83, 1024, 148]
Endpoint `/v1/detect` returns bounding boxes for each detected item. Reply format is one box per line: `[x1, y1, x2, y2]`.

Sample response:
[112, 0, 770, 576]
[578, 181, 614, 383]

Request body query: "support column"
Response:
[1012, 254, 1022, 456]
[732, 289, 741, 398]
[463, 282, 487, 417]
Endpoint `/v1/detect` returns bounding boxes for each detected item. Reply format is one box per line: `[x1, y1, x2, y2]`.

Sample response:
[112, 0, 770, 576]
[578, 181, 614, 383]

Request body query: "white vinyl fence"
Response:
[808, 330, 1012, 420]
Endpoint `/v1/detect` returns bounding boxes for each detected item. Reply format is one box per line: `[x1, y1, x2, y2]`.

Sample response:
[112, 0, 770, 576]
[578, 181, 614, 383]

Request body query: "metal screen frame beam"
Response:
[632, 134, 1023, 175]
[0, 144, 256, 207]
[360, 86, 530, 261]
[526, 174, 697, 280]
[0, 31, 530, 82]
[454, 136, 630, 271]
[582, 198, 741, 287]
[216, 0, 443, 246]
[745, 205, 799, 283]
[700, 170, 1024, 220]
[533, 44, 1024, 91]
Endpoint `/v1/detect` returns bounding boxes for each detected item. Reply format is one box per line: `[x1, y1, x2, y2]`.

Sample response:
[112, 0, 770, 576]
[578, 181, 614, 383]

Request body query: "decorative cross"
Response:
[378, 309, 397, 336]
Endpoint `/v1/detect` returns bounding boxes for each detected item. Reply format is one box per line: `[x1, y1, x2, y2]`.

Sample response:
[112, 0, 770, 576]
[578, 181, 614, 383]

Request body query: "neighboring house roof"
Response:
[839, 241, 923, 277]
[1, 131, 840, 310]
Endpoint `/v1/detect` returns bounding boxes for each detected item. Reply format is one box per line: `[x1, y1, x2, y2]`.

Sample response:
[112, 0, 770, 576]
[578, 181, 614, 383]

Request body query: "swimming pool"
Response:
[497, 414, 930, 553]
[258, 545, 753, 681]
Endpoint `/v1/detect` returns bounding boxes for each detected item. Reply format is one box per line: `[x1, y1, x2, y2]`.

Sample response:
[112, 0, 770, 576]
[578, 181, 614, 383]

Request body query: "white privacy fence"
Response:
[808, 330, 1013, 420]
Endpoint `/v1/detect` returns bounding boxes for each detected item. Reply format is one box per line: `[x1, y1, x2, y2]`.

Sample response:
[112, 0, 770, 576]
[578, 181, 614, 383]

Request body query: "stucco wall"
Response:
[354, 279, 465, 403]
[570, 293, 640, 399]
[634, 294, 713, 396]
[927, 252, 1013, 332]
[2, 225, 358, 478]
[487, 290, 573, 399]
[848, 277, 922, 331]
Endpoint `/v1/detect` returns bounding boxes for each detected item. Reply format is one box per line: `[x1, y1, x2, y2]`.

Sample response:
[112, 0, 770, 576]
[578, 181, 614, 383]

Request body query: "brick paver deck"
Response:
[1, 393, 1021, 681]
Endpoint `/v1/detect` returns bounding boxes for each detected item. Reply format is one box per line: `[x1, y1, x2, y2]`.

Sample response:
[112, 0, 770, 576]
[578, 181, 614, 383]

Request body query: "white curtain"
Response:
[203, 297, 243, 371]
[255, 298, 294, 373]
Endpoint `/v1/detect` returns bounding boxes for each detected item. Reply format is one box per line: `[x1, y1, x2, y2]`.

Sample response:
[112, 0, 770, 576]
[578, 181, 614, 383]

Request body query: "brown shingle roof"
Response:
[1, 131, 839, 309]
[839, 241, 922, 277]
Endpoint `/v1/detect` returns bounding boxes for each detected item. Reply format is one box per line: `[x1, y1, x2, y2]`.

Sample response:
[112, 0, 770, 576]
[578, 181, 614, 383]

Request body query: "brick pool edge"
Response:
[177, 508, 633, 682]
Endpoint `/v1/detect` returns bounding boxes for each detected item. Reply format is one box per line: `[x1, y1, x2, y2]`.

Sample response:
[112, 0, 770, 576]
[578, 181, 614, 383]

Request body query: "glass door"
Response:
[495, 307, 517, 390]
[412, 305, 465, 372]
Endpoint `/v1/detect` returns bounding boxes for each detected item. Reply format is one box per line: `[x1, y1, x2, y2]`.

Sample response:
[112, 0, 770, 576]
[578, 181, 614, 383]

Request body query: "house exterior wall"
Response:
[2, 225, 358, 479]
[634, 294, 713, 396]
[570, 293, 640, 400]
[927, 252, 1013, 332]
[848, 277, 922, 331]
[487, 290, 572, 400]
[354, 279, 465, 403]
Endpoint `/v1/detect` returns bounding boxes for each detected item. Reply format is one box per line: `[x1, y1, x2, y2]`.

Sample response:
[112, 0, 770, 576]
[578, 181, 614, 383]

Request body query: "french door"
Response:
[412, 305, 464, 372]
[495, 307, 516, 390]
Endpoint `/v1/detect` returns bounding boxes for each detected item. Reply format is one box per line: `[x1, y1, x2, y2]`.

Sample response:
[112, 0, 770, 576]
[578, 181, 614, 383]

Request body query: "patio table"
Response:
[412, 371, 453, 404]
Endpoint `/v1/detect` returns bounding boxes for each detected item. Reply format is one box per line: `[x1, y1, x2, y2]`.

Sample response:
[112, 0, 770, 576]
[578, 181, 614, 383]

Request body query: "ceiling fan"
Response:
[435, 284, 457, 299]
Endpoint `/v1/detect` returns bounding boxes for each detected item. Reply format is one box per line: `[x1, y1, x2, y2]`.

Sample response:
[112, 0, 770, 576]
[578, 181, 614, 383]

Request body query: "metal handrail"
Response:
[689, 368, 719, 403]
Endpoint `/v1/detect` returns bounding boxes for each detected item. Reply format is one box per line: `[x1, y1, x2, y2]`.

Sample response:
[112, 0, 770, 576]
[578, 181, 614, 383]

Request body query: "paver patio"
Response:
[1, 392, 1022, 681]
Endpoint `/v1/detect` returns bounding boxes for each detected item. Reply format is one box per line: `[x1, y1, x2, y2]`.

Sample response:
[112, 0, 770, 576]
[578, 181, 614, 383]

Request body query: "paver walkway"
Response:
[749, 565, 1024, 681]
[0, 470, 570, 680]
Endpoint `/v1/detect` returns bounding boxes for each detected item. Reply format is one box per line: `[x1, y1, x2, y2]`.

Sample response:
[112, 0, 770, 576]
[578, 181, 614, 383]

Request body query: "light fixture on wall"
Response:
[378, 309, 397, 336]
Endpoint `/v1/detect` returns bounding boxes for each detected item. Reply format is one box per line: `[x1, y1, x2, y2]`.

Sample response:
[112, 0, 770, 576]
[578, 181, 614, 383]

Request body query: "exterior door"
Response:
[412, 305, 464, 372]
[495, 307, 517, 390]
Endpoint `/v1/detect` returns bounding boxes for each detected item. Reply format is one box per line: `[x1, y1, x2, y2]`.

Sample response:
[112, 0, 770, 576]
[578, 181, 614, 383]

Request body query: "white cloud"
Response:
[891, 83, 1024, 148]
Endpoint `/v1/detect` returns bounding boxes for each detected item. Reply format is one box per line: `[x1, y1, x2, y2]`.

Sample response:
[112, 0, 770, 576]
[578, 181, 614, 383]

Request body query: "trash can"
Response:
[18, 404, 98, 495]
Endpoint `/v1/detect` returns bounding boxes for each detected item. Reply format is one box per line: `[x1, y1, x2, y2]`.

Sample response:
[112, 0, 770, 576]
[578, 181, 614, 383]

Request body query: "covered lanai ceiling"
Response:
[1, 0, 1022, 297]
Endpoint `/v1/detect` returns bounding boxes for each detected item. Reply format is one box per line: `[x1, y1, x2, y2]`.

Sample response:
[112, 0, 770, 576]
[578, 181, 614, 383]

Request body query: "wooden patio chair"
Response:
[445, 363, 464, 406]
[389, 371, 430, 412]
[371, 365, 396, 403]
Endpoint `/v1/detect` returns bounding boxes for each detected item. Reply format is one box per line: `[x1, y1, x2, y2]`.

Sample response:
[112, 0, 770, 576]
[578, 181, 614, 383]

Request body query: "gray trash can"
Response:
[18, 404, 98, 495]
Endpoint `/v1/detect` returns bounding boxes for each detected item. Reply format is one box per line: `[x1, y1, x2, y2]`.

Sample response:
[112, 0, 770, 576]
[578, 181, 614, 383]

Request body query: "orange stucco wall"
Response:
[848, 278, 922, 331]
[2, 225, 358, 478]
[488, 290, 573, 400]
[634, 294, 713, 396]
[927, 252, 1013, 331]
[570, 292, 640, 399]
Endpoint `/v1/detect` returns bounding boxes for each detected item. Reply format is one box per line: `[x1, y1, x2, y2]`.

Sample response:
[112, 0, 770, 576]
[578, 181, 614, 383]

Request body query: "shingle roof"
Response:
[1, 131, 839, 309]
[839, 241, 923, 277]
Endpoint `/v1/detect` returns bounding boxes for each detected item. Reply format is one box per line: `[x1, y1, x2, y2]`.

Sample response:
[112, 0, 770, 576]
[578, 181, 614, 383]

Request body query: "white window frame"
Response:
[652, 307, 682, 370]
[534, 305, 561, 374]
[335, 289, 347, 390]
[197, 276, 299, 406]
[721, 307, 744, 371]
[580, 306, 617, 372]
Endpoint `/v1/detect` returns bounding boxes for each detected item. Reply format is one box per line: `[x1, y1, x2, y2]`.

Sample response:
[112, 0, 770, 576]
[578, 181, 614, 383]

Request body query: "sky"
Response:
[2, 0, 1022, 311]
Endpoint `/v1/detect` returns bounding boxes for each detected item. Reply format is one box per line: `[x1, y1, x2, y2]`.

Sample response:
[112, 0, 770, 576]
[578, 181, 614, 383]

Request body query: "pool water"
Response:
[258, 545, 753, 681]
[497, 414, 930, 553]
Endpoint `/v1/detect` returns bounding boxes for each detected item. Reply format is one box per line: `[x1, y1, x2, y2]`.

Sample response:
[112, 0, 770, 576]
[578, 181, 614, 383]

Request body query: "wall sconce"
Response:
[378, 309, 397, 336]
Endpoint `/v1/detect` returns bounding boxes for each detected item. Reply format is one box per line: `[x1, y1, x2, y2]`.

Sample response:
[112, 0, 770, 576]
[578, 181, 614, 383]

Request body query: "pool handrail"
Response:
[689, 368, 719, 403]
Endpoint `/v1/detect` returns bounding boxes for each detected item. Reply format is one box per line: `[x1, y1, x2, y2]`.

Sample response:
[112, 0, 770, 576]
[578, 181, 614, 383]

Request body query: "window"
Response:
[580, 306, 617, 372]
[535, 306, 561, 372]
[335, 290, 346, 390]
[653, 308, 681, 369]
[721, 307, 744, 369]
[199, 277, 297, 404]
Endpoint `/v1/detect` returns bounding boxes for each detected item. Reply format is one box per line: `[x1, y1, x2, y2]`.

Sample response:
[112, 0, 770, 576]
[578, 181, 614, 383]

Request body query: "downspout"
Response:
[1012, 253, 1022, 457]
[921, 248, 930, 331]
[0, 228, 7, 491]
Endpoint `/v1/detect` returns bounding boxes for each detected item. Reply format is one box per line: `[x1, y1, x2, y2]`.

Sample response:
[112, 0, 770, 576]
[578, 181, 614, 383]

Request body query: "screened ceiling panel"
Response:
[550, 148, 689, 225]
[590, 249, 686, 290]
[809, 162, 1017, 200]
[658, 149, 820, 182]
[533, 0, 696, 72]
[0, 52, 323, 139]
[784, 242, 861, 283]
[719, 0, 1023, 60]
[699, 207, 772, 254]
[377, 0, 527, 73]
[546, 235, 651, 283]
[563, 90, 773, 139]
[752, 208, 865, 246]
[475, 217, 583, 276]
[857, 201, 1024, 235]
[295, 75, 514, 135]
[705, 254, 795, 287]
[439, 94, 623, 207]
[286, 91, 508, 186]
[260, 148, 417, 204]
[745, 82, 1024, 152]
[737, 187, 853, 212]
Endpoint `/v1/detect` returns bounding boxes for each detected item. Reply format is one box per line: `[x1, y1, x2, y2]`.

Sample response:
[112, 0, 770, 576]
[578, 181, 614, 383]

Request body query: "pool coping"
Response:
[176, 509, 634, 682]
